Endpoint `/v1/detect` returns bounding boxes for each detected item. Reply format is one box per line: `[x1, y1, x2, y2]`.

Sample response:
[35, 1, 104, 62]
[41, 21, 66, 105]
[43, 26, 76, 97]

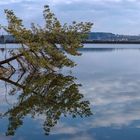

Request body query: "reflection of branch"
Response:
[16, 70, 26, 83]
[0, 71, 93, 136]
[8, 62, 16, 73]
[0, 77, 23, 89]
[5, 82, 14, 106]
[16, 57, 26, 71]
[6, 70, 15, 80]
[0, 53, 23, 65]
[0, 76, 38, 96]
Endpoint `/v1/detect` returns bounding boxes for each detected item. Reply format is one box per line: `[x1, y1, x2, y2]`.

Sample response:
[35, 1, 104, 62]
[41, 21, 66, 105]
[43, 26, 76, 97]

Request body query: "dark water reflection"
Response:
[1, 45, 140, 140]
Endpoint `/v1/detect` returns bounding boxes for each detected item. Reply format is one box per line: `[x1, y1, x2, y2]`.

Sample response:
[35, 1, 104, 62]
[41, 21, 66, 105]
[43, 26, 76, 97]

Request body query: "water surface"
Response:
[0, 44, 140, 140]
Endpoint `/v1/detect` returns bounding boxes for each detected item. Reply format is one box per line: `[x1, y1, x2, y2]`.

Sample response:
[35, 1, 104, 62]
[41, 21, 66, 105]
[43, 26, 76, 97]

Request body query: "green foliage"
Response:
[0, 5, 93, 136]
[1, 71, 92, 136]
[1, 5, 93, 71]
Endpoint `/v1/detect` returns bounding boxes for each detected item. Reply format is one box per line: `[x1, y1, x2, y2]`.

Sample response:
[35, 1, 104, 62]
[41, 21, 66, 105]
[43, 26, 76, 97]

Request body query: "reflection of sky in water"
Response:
[65, 48, 140, 140]
[1, 45, 140, 139]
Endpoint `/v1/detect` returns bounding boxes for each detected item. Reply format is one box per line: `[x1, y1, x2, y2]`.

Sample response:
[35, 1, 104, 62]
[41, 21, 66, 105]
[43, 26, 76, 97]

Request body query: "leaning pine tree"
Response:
[0, 5, 93, 71]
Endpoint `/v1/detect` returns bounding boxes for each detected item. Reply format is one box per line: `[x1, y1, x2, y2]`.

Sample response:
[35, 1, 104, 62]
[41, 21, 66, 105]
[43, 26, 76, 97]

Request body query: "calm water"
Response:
[1, 44, 140, 140]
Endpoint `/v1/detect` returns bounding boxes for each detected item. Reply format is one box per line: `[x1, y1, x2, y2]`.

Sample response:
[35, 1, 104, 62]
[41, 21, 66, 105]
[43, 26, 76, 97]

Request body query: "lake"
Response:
[0, 44, 140, 140]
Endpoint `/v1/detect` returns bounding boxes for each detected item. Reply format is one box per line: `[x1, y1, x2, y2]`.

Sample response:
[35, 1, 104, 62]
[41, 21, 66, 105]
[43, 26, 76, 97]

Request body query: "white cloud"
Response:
[0, 0, 33, 5]
[62, 134, 94, 140]
[0, 0, 140, 34]
[47, 0, 140, 5]
[52, 122, 79, 135]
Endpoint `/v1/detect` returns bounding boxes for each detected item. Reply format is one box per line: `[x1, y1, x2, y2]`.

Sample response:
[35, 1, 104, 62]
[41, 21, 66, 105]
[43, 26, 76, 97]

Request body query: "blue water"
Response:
[1, 44, 140, 140]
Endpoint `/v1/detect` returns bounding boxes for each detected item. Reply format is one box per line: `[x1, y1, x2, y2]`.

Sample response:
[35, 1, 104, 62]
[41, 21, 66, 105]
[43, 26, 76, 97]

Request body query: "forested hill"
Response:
[87, 32, 140, 42]
[1, 32, 140, 43]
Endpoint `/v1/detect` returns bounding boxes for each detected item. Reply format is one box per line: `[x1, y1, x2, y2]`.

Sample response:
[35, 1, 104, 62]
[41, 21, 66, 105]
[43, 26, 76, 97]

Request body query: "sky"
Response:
[0, 0, 140, 35]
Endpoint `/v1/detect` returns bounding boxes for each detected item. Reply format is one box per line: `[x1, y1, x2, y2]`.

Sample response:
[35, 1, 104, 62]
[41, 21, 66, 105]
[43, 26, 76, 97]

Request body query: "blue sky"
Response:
[0, 0, 140, 35]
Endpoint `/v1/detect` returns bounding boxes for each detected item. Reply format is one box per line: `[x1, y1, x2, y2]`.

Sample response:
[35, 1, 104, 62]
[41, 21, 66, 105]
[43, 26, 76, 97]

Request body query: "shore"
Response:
[1, 40, 140, 44]
[82, 40, 140, 44]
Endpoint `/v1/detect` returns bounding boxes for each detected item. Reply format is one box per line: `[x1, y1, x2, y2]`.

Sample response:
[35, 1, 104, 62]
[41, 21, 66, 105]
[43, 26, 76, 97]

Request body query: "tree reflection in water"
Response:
[0, 68, 92, 136]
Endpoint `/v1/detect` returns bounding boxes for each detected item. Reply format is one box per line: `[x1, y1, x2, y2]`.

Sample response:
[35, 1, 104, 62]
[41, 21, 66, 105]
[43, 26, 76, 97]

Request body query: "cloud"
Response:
[47, 0, 140, 6]
[52, 122, 80, 135]
[47, 73, 140, 138]
[0, 0, 140, 34]
[61, 133, 94, 140]
[0, 0, 46, 27]
[46, 0, 140, 34]
[0, 0, 34, 5]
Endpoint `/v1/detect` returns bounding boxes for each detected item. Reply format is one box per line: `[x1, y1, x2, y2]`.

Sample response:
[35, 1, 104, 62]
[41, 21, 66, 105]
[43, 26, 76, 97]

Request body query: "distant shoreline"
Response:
[83, 40, 140, 44]
[1, 40, 140, 44]
[2, 32, 140, 44]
